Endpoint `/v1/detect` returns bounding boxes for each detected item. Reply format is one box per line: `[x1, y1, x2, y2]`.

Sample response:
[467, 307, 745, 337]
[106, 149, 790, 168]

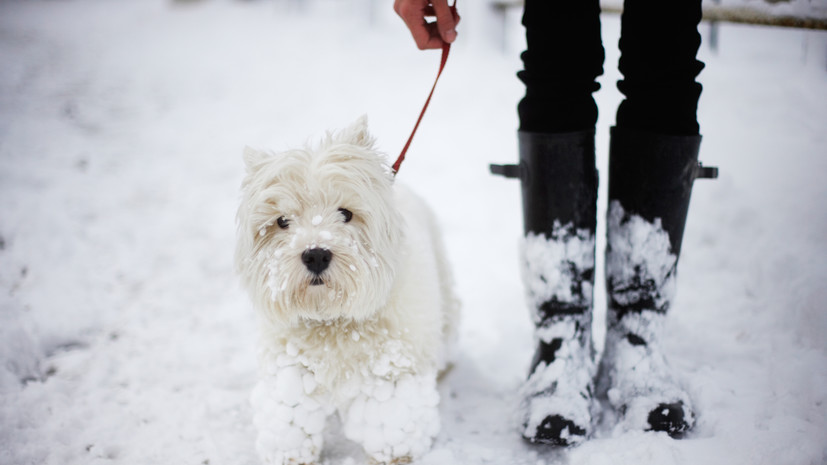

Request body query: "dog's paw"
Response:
[343, 373, 440, 464]
[252, 365, 327, 465]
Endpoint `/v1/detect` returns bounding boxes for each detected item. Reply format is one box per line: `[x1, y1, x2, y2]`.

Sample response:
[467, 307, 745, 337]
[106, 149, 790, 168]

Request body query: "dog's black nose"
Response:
[302, 248, 332, 275]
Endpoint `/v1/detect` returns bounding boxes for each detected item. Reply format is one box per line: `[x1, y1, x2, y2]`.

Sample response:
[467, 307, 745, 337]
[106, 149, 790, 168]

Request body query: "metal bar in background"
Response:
[490, 0, 827, 30]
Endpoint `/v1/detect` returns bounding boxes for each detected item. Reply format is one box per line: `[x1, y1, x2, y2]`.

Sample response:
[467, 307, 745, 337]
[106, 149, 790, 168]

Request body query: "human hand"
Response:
[394, 0, 460, 50]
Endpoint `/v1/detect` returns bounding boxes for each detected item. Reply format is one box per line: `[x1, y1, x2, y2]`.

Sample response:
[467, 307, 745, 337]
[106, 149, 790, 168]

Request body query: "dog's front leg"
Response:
[251, 364, 327, 465]
[342, 373, 441, 464]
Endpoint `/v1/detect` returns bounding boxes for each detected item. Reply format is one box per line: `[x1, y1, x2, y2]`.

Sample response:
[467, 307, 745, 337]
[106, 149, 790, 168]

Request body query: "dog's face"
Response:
[236, 117, 403, 325]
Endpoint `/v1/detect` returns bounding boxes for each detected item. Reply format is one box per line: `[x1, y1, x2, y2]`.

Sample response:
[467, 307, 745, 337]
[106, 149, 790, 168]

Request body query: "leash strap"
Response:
[392, 1, 457, 175]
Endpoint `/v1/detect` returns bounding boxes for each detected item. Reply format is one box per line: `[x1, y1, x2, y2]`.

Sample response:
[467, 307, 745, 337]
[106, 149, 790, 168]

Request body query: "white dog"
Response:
[235, 116, 459, 465]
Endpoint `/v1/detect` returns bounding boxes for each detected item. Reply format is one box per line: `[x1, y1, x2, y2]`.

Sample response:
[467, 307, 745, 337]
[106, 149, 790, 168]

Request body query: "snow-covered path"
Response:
[1, 1, 825, 464]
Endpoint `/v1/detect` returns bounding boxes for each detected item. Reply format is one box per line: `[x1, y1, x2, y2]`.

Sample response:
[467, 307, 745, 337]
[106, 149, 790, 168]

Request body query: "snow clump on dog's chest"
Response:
[257, 320, 441, 462]
[264, 319, 426, 395]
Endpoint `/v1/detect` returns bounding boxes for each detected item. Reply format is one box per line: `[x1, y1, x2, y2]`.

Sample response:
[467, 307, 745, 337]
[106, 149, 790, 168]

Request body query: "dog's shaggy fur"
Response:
[236, 117, 459, 465]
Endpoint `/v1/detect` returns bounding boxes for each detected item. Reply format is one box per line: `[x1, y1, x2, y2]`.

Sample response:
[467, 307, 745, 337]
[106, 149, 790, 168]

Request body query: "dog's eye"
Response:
[338, 208, 353, 223]
[276, 216, 290, 229]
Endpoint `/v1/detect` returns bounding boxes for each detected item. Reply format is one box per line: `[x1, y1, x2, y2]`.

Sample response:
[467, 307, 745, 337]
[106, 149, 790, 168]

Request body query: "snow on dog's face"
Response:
[236, 117, 403, 325]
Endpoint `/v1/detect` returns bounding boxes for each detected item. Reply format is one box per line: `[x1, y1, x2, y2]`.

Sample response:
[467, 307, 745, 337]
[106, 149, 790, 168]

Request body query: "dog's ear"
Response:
[343, 115, 373, 147]
[243, 146, 266, 173]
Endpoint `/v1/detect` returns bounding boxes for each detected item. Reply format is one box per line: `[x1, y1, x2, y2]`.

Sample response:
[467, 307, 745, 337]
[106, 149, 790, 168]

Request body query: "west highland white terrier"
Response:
[235, 116, 459, 465]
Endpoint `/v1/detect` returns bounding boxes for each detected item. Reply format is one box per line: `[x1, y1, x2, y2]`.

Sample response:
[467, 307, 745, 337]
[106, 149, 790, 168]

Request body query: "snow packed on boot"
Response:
[598, 312, 695, 436]
[605, 201, 677, 314]
[599, 201, 694, 435]
[519, 223, 597, 445]
[519, 314, 596, 445]
[521, 222, 595, 324]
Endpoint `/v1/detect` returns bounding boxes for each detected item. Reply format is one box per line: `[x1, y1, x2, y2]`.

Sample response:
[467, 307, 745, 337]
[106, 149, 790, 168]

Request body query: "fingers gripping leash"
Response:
[392, 0, 458, 176]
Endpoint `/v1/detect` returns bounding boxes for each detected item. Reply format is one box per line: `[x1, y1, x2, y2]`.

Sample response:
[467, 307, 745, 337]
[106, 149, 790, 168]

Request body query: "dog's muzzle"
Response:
[302, 248, 332, 285]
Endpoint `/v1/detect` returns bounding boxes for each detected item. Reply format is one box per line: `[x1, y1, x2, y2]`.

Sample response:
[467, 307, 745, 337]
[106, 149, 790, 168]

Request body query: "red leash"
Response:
[392, 2, 457, 175]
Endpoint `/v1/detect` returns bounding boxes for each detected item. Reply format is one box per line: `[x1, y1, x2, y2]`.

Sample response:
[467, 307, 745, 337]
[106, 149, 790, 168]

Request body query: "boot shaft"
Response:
[518, 130, 599, 237]
[510, 131, 600, 325]
[607, 127, 703, 259]
[490, 131, 600, 376]
[606, 126, 716, 318]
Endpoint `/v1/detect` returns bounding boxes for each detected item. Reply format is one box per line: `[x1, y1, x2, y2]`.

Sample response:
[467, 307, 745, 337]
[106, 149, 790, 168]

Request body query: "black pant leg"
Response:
[616, 0, 704, 136]
[518, 0, 605, 133]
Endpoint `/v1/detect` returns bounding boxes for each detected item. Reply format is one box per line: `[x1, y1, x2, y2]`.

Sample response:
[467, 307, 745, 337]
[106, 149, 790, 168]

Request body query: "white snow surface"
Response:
[1, 1, 827, 464]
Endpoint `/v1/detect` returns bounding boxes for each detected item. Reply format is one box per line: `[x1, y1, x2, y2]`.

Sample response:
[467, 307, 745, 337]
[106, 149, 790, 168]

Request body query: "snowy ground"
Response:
[1, 1, 826, 464]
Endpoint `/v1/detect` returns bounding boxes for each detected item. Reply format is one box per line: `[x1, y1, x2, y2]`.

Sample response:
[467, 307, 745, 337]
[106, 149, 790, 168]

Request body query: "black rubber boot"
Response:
[597, 126, 717, 437]
[492, 130, 599, 446]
